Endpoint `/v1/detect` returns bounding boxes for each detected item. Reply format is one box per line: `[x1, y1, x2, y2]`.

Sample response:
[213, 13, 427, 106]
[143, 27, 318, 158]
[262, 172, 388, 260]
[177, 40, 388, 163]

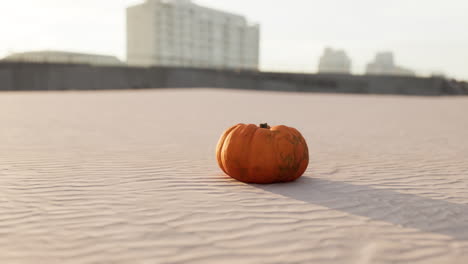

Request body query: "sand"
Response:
[1, 88, 468, 263]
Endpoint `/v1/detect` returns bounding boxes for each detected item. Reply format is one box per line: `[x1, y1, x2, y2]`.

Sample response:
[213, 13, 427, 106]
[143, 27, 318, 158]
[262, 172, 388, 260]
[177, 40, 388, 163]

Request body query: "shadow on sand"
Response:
[255, 176, 468, 241]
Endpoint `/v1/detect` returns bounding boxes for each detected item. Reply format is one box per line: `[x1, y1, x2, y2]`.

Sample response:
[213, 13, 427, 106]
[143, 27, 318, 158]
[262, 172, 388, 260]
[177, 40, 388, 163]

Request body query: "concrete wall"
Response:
[0, 62, 467, 95]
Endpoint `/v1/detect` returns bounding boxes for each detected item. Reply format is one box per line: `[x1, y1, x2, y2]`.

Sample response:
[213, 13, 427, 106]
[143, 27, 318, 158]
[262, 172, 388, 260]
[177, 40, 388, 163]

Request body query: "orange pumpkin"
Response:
[216, 123, 309, 184]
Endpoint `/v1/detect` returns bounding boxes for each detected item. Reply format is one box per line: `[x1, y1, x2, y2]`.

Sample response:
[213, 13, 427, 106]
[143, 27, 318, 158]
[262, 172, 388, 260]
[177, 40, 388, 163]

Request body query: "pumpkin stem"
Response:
[259, 123, 270, 129]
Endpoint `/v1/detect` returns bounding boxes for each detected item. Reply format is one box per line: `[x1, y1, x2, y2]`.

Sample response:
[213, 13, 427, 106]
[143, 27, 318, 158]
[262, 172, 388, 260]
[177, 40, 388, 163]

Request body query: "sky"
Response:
[0, 0, 467, 80]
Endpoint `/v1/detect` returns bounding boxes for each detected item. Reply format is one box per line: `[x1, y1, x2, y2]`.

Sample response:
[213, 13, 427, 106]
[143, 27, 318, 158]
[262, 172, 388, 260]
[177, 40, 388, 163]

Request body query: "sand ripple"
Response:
[1, 89, 468, 263]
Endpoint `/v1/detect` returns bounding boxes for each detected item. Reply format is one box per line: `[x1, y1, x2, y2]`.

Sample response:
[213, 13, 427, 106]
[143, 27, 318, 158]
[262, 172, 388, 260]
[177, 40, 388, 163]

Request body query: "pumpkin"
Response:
[216, 123, 309, 184]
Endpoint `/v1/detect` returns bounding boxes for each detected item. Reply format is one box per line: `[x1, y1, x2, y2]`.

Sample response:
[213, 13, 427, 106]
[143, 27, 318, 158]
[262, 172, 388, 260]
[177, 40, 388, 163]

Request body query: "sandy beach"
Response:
[1, 88, 468, 263]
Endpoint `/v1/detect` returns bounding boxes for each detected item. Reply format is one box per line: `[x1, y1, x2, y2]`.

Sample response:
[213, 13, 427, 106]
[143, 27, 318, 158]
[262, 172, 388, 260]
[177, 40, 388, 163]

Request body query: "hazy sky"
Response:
[1, 0, 467, 79]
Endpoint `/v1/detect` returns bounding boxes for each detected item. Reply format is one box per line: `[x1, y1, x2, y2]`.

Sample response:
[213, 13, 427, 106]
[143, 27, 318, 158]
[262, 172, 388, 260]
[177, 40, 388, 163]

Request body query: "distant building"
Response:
[1, 51, 123, 66]
[430, 71, 446, 78]
[366, 52, 414, 76]
[318, 47, 351, 74]
[127, 0, 260, 70]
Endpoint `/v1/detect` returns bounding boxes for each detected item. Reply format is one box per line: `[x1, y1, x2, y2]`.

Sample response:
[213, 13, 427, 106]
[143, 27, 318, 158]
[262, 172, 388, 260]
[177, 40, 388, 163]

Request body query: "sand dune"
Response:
[1, 89, 468, 263]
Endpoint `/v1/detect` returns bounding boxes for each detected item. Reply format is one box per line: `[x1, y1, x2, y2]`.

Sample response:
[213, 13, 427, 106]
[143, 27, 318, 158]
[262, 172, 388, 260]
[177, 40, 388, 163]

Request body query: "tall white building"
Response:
[127, 0, 260, 70]
[318, 47, 351, 74]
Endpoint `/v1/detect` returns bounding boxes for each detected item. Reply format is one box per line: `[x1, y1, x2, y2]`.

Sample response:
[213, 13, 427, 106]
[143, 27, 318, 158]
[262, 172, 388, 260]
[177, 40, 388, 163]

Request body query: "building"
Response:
[127, 0, 260, 70]
[1, 51, 123, 66]
[366, 52, 414, 76]
[318, 47, 351, 74]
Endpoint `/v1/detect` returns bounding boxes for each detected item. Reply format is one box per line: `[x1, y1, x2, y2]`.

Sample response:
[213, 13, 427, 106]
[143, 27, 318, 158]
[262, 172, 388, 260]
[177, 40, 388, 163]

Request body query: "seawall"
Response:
[0, 62, 466, 95]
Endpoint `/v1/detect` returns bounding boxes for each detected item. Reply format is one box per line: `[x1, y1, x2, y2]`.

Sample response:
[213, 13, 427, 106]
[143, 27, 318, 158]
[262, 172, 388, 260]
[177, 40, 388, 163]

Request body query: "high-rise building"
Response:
[127, 0, 260, 70]
[366, 52, 414, 76]
[318, 47, 351, 74]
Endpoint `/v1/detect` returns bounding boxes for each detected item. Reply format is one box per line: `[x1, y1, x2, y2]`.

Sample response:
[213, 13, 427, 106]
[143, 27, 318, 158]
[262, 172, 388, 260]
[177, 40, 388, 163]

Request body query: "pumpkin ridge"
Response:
[290, 127, 309, 179]
[219, 125, 243, 176]
[223, 124, 259, 180]
[242, 125, 260, 180]
[230, 124, 258, 181]
[263, 128, 279, 182]
[216, 124, 242, 174]
[246, 127, 266, 182]
[271, 130, 287, 182]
